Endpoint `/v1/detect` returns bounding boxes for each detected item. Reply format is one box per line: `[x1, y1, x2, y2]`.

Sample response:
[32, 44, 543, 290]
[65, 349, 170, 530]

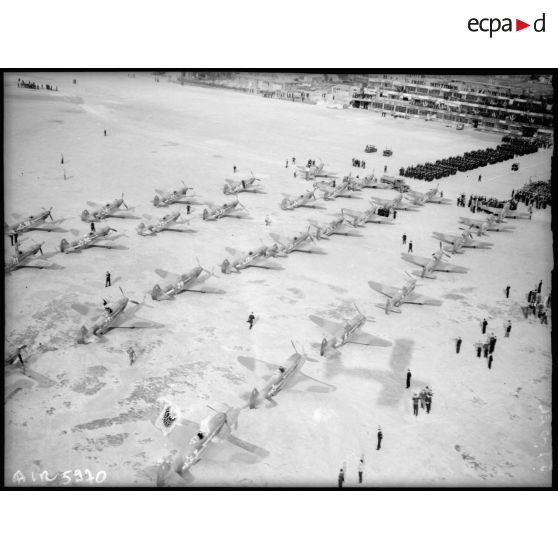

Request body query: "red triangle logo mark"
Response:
[516, 19, 530, 31]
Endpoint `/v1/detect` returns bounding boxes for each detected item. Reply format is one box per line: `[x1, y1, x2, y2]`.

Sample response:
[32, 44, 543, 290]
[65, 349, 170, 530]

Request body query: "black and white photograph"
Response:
[3, 71, 553, 488]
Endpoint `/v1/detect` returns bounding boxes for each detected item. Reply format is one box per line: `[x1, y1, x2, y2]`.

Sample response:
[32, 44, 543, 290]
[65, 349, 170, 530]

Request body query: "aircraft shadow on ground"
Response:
[322, 338, 428, 407]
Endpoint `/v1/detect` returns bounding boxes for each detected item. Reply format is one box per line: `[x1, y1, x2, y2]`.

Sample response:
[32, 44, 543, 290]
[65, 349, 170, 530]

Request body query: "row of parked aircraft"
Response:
[6, 156, 534, 484]
[154, 177, 538, 483]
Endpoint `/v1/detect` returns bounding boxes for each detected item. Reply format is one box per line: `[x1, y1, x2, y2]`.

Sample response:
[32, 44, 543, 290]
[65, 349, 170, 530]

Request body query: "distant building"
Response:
[350, 74, 553, 137]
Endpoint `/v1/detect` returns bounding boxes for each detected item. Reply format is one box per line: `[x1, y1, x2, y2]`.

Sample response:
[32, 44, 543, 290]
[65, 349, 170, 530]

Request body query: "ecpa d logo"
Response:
[468, 13, 546, 37]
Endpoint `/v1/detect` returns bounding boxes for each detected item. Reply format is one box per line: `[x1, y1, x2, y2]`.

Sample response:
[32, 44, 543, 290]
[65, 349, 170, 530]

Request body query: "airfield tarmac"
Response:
[4, 73, 553, 486]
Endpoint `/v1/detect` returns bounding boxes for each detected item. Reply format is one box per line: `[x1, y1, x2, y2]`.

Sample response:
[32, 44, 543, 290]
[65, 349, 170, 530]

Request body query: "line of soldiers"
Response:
[399, 139, 539, 182]
[17, 78, 58, 91]
[351, 158, 366, 168]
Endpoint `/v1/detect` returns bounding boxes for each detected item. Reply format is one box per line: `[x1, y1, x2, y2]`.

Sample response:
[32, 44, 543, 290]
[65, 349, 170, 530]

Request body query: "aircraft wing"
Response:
[478, 204, 500, 215]
[401, 253, 431, 267]
[246, 260, 283, 271]
[225, 247, 243, 257]
[434, 261, 468, 273]
[113, 316, 165, 329]
[341, 208, 361, 219]
[459, 217, 484, 227]
[109, 211, 139, 219]
[309, 315, 343, 336]
[366, 214, 391, 224]
[368, 280, 399, 299]
[349, 331, 392, 347]
[507, 210, 530, 219]
[405, 293, 443, 306]
[19, 258, 58, 269]
[465, 239, 493, 249]
[224, 179, 237, 187]
[432, 232, 458, 244]
[155, 268, 181, 284]
[237, 356, 278, 378]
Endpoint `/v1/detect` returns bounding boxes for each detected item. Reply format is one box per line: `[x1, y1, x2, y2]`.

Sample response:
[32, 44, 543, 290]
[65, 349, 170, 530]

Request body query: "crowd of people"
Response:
[513, 180, 551, 209]
[523, 282, 551, 324]
[351, 158, 366, 168]
[399, 138, 540, 182]
[17, 78, 58, 91]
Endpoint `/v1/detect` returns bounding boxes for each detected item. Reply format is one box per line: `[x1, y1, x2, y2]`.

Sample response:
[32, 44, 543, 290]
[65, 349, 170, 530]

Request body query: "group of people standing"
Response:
[524, 281, 550, 324]
[17, 78, 57, 91]
[351, 158, 366, 169]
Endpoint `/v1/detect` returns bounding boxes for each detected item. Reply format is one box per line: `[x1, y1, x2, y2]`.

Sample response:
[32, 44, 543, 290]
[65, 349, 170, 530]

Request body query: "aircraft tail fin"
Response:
[78, 325, 88, 344]
[80, 209, 90, 222]
[248, 388, 259, 410]
[280, 197, 292, 210]
[220, 259, 232, 274]
[60, 238, 70, 253]
[151, 284, 166, 300]
[153, 195, 161, 207]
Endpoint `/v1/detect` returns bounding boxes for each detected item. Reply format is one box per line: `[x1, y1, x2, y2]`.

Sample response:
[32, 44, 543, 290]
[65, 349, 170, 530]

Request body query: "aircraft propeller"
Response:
[119, 286, 140, 305]
[121, 194, 129, 210]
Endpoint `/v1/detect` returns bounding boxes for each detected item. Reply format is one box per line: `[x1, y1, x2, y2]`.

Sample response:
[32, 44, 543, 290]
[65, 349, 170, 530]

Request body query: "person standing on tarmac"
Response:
[504, 320, 512, 337]
[402, 233, 407, 245]
[406, 369, 412, 389]
[358, 457, 364, 484]
[376, 427, 383, 450]
[105, 271, 111, 287]
[505, 285, 511, 299]
[408, 241, 413, 253]
[456, 336, 462, 354]
[412, 393, 420, 416]
[338, 468, 344, 488]
[425, 389, 433, 414]
[247, 312, 255, 330]
[481, 318, 488, 334]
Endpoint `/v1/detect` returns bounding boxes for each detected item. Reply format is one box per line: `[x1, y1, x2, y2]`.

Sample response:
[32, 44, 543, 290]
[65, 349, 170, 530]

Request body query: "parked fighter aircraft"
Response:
[401, 246, 468, 278]
[4, 207, 60, 236]
[269, 227, 326, 255]
[369, 193, 415, 212]
[202, 198, 248, 220]
[76, 287, 163, 340]
[153, 183, 196, 207]
[369, 272, 443, 314]
[60, 226, 122, 253]
[151, 263, 220, 300]
[309, 305, 392, 357]
[317, 179, 361, 201]
[5, 241, 56, 273]
[155, 404, 268, 485]
[221, 247, 283, 274]
[432, 227, 493, 254]
[81, 194, 136, 222]
[280, 186, 321, 210]
[297, 159, 338, 180]
[343, 174, 381, 189]
[479, 201, 531, 220]
[238, 342, 335, 408]
[308, 213, 361, 239]
[223, 172, 264, 195]
[137, 211, 193, 235]
[341, 202, 392, 226]
[405, 185, 452, 206]
[459, 214, 515, 234]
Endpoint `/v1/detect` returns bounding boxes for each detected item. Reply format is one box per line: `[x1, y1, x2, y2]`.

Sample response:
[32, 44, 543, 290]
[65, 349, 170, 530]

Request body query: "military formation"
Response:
[399, 138, 541, 181]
